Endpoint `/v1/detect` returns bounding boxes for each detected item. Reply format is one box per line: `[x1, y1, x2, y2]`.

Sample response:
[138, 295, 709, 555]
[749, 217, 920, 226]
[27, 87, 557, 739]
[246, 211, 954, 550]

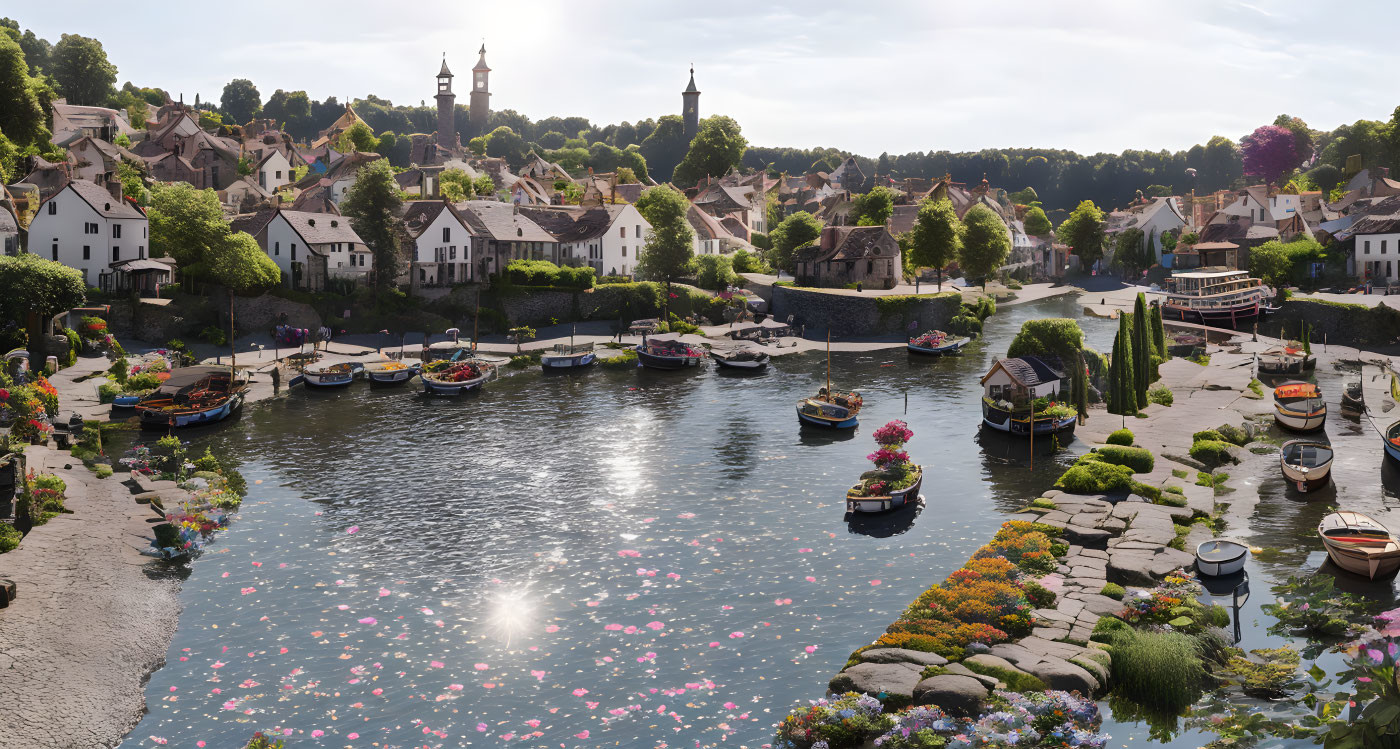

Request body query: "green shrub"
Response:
[1106, 428, 1134, 446]
[1095, 445, 1154, 473]
[63, 328, 81, 366]
[503, 259, 597, 289]
[1190, 439, 1237, 467]
[1006, 317, 1084, 360]
[1055, 458, 1135, 494]
[1215, 423, 1249, 446]
[1029, 497, 1056, 510]
[97, 382, 121, 404]
[95, 465, 113, 479]
[946, 313, 982, 337]
[1100, 583, 1125, 600]
[508, 353, 542, 369]
[1172, 468, 1188, 479]
[961, 659, 1048, 692]
[1147, 384, 1174, 406]
[199, 325, 227, 346]
[1110, 630, 1208, 712]
[1090, 616, 1129, 642]
[109, 357, 128, 384]
[1192, 429, 1225, 443]
[1023, 579, 1056, 608]
[601, 350, 639, 368]
[1160, 493, 1188, 508]
[1206, 604, 1231, 628]
[0, 523, 19, 552]
[1164, 484, 1184, 495]
[124, 372, 161, 392]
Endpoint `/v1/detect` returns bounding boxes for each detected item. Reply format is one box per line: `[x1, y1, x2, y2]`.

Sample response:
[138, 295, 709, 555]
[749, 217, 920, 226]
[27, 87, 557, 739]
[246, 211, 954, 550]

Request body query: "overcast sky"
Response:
[17, 0, 1396, 156]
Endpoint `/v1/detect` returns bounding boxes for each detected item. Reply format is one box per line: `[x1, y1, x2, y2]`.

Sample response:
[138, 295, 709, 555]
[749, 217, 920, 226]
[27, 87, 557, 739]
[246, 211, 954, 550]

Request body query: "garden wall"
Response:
[771, 286, 962, 339]
[495, 288, 576, 326]
[1264, 298, 1400, 348]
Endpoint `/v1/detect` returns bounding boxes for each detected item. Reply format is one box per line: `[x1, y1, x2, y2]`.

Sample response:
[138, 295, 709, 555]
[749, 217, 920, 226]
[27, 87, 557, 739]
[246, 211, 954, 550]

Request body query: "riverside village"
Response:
[9, 5, 1400, 748]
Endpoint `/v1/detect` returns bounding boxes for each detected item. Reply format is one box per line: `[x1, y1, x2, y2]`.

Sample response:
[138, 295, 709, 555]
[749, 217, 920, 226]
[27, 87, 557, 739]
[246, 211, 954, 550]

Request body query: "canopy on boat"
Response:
[1274, 382, 1320, 399]
[1282, 441, 1333, 466]
[151, 365, 231, 394]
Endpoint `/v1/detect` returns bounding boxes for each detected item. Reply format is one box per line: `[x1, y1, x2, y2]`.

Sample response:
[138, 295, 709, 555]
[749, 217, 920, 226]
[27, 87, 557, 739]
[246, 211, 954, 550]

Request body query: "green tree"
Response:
[473, 173, 496, 198]
[1057, 200, 1107, 267]
[959, 204, 1011, 291]
[0, 253, 85, 366]
[671, 116, 747, 186]
[634, 186, 696, 320]
[147, 182, 229, 277]
[116, 160, 147, 207]
[768, 211, 823, 274]
[207, 231, 280, 372]
[1023, 206, 1053, 236]
[907, 198, 962, 290]
[483, 125, 527, 168]
[262, 89, 311, 137]
[695, 253, 736, 292]
[1247, 240, 1292, 289]
[1008, 186, 1039, 205]
[198, 109, 224, 132]
[1132, 294, 1151, 398]
[1113, 227, 1149, 277]
[18, 28, 50, 74]
[341, 159, 404, 293]
[219, 78, 261, 124]
[0, 32, 50, 148]
[336, 121, 379, 153]
[1150, 303, 1167, 360]
[638, 114, 690, 183]
[50, 33, 116, 106]
[852, 185, 895, 226]
[1108, 314, 1138, 416]
[439, 168, 474, 201]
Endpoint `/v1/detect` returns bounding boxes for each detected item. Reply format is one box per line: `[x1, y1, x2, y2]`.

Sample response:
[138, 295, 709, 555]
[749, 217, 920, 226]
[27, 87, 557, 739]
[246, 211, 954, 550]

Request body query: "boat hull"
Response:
[1280, 441, 1333, 492]
[846, 471, 923, 514]
[137, 392, 243, 428]
[111, 394, 141, 408]
[1322, 541, 1400, 579]
[797, 408, 858, 429]
[981, 400, 1076, 435]
[1319, 511, 1400, 579]
[1165, 299, 1262, 329]
[366, 367, 418, 386]
[907, 339, 966, 356]
[714, 356, 768, 370]
[1195, 540, 1249, 577]
[636, 349, 702, 370]
[302, 370, 355, 387]
[1274, 406, 1326, 432]
[422, 376, 487, 396]
[541, 352, 597, 371]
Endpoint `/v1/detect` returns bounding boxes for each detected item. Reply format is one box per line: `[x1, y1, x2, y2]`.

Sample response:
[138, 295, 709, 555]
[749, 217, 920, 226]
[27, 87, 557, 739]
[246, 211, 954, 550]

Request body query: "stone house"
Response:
[794, 225, 902, 289]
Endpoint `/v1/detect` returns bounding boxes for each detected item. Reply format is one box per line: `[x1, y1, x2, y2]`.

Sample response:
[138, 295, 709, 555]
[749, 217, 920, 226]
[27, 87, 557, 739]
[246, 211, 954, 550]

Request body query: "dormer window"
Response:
[330, 220, 338, 228]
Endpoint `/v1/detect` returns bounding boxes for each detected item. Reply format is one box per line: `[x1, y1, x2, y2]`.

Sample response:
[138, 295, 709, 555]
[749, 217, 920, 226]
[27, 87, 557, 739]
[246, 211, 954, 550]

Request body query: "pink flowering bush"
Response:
[853, 421, 919, 497]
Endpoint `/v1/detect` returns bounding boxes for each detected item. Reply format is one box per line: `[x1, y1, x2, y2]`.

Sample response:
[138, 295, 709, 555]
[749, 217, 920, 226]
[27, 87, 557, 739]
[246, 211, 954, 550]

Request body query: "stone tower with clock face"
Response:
[470, 43, 491, 135]
[435, 57, 456, 150]
[682, 66, 700, 139]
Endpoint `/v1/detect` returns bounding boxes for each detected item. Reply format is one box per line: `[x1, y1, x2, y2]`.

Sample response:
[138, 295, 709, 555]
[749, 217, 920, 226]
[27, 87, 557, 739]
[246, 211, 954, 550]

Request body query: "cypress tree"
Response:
[1107, 333, 1122, 414]
[1302, 319, 1312, 355]
[1073, 350, 1089, 420]
[1150, 302, 1167, 359]
[1132, 293, 1151, 396]
[1112, 313, 1138, 414]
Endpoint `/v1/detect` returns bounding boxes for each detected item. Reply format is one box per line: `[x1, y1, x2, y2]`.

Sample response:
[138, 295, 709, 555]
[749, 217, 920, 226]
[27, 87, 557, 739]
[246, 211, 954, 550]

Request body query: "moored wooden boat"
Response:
[421, 359, 496, 395]
[712, 348, 769, 370]
[1273, 381, 1326, 432]
[635, 336, 706, 370]
[907, 330, 967, 356]
[1257, 344, 1314, 376]
[846, 466, 922, 514]
[1280, 439, 1333, 492]
[797, 390, 862, 429]
[302, 361, 358, 387]
[1385, 421, 1400, 464]
[980, 356, 1077, 435]
[1195, 538, 1249, 577]
[363, 360, 420, 386]
[135, 366, 246, 428]
[1341, 381, 1364, 415]
[541, 342, 597, 371]
[1319, 511, 1400, 579]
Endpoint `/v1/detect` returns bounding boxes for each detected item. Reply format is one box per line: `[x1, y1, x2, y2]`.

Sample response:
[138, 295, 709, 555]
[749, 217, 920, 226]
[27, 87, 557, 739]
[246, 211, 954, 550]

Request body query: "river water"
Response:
[115, 295, 1388, 749]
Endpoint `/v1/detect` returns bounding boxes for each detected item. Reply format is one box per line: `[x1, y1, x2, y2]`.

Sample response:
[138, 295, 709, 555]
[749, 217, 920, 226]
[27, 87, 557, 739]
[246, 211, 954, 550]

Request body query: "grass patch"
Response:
[1215, 423, 1249, 446]
[507, 352, 542, 368]
[1147, 385, 1174, 406]
[918, 664, 948, 679]
[1160, 493, 1188, 508]
[1100, 582, 1125, 599]
[600, 350, 639, 368]
[961, 659, 1048, 692]
[1245, 378, 1265, 399]
[1193, 429, 1225, 443]
[1190, 439, 1237, 468]
[95, 465, 113, 479]
[1108, 629, 1209, 713]
[1029, 497, 1056, 510]
[1188, 352, 1211, 366]
[1171, 468, 1188, 479]
[1095, 445, 1154, 473]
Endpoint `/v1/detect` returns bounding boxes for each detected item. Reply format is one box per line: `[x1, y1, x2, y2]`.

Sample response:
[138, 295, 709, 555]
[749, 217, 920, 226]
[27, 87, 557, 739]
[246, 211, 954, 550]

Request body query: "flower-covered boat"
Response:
[135, 366, 246, 428]
[907, 329, 967, 356]
[301, 361, 358, 387]
[846, 420, 922, 514]
[420, 359, 497, 395]
[635, 335, 706, 370]
[363, 359, 420, 386]
[980, 356, 1077, 435]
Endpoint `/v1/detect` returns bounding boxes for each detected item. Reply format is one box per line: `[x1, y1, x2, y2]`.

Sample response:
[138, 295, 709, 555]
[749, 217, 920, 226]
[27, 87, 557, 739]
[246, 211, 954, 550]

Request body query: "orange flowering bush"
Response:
[976, 521, 1060, 574]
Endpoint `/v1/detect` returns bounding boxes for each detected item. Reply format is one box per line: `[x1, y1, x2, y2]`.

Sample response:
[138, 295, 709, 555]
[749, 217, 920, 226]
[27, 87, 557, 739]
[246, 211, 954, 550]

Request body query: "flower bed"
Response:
[774, 692, 893, 749]
[851, 522, 1062, 659]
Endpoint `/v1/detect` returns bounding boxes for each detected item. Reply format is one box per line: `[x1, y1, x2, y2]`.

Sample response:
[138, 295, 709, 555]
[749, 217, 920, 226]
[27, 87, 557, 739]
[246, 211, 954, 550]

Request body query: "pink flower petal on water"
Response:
[346, 526, 359, 534]
[572, 687, 589, 696]
[870, 579, 882, 586]
[477, 723, 487, 732]
[430, 660, 445, 668]
[646, 621, 664, 630]
[575, 731, 590, 739]
[358, 617, 377, 625]
[311, 730, 324, 738]
[448, 683, 463, 691]
[378, 587, 391, 597]
[474, 663, 488, 670]
[805, 645, 818, 653]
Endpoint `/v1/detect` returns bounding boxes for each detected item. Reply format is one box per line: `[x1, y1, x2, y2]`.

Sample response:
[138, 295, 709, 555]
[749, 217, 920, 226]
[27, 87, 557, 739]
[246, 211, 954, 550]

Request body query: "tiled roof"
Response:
[401, 201, 468, 239]
[63, 179, 145, 220]
[229, 207, 277, 236]
[686, 204, 730, 240]
[277, 209, 363, 245]
[795, 226, 897, 263]
[460, 201, 556, 243]
[515, 204, 625, 244]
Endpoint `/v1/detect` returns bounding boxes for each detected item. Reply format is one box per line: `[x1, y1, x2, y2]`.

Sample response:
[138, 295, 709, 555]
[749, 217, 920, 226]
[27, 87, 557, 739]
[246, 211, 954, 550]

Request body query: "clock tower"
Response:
[470, 43, 491, 135]
[682, 66, 700, 140]
[434, 56, 456, 150]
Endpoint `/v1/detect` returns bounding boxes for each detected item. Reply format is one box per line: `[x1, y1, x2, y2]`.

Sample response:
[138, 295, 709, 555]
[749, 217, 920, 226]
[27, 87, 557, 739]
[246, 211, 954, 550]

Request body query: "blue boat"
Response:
[135, 366, 245, 429]
[798, 333, 862, 429]
[1385, 421, 1400, 464]
[111, 393, 142, 408]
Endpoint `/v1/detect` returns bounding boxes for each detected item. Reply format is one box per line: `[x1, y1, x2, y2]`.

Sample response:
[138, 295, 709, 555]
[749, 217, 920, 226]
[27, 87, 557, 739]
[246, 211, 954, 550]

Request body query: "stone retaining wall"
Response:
[1264, 298, 1400, 347]
[771, 287, 961, 338]
[497, 288, 577, 326]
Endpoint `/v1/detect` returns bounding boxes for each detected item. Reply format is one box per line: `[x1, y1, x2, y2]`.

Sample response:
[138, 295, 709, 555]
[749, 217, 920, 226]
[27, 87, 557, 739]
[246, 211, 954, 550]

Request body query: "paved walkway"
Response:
[0, 445, 180, 749]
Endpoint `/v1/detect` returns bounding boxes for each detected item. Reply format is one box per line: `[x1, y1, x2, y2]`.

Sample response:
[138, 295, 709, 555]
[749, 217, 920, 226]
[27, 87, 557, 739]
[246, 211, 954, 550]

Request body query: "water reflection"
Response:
[845, 499, 924, 539]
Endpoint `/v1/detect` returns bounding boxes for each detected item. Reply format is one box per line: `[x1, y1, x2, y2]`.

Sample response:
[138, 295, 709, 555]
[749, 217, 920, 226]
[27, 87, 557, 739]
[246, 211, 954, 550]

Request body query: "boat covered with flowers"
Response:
[363, 359, 420, 386]
[135, 366, 246, 428]
[907, 329, 967, 356]
[846, 420, 922, 514]
[301, 360, 359, 387]
[980, 356, 1076, 435]
[421, 359, 497, 395]
[635, 335, 706, 370]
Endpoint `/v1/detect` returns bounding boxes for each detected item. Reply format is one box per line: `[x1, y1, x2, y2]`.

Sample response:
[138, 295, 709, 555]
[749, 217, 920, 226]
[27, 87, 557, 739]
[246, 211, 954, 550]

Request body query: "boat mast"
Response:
[826, 330, 832, 400]
[472, 300, 480, 352]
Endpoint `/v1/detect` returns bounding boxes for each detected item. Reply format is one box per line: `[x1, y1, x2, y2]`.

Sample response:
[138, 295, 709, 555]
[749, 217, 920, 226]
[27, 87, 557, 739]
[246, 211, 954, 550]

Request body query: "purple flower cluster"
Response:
[870, 690, 1107, 749]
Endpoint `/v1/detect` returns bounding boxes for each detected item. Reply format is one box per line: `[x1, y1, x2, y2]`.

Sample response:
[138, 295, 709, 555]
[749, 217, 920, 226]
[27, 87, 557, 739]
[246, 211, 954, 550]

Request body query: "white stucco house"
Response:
[255, 149, 293, 192]
[402, 200, 474, 289]
[1221, 187, 1299, 225]
[519, 203, 652, 278]
[258, 208, 370, 291]
[28, 180, 148, 288]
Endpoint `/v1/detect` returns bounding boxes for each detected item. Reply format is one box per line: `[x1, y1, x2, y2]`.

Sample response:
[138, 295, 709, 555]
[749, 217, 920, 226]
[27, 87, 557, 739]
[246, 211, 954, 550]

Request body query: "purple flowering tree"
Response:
[1241, 125, 1297, 185]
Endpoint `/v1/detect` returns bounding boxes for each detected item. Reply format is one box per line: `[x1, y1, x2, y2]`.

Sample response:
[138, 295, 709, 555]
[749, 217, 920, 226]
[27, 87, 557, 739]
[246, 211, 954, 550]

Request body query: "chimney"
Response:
[105, 180, 123, 203]
[819, 225, 836, 252]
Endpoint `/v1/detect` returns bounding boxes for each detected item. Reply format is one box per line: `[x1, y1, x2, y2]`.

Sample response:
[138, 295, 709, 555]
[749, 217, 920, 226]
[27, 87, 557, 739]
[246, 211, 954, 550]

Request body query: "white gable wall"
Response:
[29, 187, 148, 288]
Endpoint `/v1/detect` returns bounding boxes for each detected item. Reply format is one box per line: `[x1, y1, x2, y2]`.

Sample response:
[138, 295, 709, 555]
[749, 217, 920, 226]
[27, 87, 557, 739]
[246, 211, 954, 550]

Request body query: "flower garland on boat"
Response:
[909, 330, 949, 347]
[427, 361, 485, 382]
[852, 420, 919, 497]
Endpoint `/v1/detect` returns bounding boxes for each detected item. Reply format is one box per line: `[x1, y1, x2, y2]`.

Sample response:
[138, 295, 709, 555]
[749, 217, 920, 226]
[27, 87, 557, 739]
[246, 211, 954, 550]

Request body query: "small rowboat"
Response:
[713, 348, 769, 371]
[1341, 381, 1364, 415]
[907, 330, 967, 356]
[1319, 511, 1400, 579]
[302, 361, 358, 387]
[1273, 381, 1326, 432]
[635, 335, 705, 370]
[421, 360, 496, 395]
[1280, 440, 1333, 492]
[797, 389, 861, 429]
[1195, 538, 1249, 577]
[1257, 344, 1314, 376]
[363, 360, 420, 387]
[846, 466, 923, 514]
[541, 342, 597, 371]
[135, 366, 245, 428]
[1385, 421, 1400, 464]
